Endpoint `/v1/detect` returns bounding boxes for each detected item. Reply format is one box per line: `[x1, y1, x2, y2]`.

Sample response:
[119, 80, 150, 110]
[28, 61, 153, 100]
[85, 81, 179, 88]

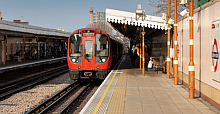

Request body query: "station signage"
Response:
[212, 39, 218, 72]
[212, 21, 220, 81]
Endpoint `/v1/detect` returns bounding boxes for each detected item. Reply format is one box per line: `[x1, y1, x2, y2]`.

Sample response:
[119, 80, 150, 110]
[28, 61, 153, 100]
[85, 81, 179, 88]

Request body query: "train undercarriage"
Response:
[69, 70, 109, 80]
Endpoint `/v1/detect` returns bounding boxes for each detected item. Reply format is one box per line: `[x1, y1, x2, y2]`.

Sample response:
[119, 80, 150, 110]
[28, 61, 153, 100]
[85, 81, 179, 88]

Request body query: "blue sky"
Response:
[0, 0, 156, 32]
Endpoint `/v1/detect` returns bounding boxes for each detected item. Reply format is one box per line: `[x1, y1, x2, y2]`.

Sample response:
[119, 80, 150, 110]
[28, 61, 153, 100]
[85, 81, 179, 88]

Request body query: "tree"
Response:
[148, 0, 196, 19]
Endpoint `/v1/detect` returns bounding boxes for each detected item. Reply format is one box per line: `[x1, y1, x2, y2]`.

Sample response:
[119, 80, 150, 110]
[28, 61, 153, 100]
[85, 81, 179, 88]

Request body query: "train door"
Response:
[82, 37, 95, 70]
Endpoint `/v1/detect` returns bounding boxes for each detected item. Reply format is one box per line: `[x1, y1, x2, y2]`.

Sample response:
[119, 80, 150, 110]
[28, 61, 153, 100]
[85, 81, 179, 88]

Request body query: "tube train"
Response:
[67, 28, 124, 80]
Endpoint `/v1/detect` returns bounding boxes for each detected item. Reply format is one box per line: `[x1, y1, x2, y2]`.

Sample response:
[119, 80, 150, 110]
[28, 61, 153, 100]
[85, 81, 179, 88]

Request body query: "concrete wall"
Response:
[172, 1, 220, 110]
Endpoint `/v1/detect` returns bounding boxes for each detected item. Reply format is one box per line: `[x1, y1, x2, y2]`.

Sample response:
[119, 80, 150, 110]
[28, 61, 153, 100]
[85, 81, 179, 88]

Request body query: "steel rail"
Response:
[38, 82, 83, 114]
[25, 81, 80, 114]
[58, 83, 91, 114]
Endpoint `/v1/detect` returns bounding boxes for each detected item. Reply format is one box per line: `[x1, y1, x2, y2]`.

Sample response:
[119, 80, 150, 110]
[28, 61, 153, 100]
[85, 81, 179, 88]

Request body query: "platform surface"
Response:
[80, 55, 219, 114]
[0, 57, 66, 72]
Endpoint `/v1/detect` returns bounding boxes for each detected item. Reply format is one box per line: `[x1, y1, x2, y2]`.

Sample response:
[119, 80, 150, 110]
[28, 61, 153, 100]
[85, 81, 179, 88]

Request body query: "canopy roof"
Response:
[105, 8, 167, 42]
[0, 20, 71, 39]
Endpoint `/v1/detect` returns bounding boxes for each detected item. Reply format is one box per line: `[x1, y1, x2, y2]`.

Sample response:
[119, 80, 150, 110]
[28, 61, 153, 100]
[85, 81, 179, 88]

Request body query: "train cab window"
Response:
[69, 34, 82, 64]
[96, 34, 109, 64]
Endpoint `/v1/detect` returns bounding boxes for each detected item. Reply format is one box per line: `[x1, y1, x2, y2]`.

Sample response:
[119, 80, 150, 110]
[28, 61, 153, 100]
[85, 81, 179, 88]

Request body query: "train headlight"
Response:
[97, 66, 100, 69]
[70, 56, 81, 64]
[78, 66, 81, 69]
[102, 58, 106, 62]
[72, 59, 76, 62]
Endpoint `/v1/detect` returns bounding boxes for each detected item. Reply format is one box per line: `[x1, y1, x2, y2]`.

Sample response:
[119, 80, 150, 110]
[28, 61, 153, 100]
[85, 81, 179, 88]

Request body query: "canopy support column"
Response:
[142, 27, 146, 76]
[167, 0, 171, 78]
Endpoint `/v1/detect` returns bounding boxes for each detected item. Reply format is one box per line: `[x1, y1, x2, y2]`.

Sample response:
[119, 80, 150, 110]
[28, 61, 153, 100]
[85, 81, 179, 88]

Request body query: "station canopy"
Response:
[0, 19, 71, 39]
[105, 8, 167, 43]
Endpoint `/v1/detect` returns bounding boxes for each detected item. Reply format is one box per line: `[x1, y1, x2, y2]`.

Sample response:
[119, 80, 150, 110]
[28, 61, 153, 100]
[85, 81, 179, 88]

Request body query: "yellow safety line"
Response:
[106, 69, 126, 114]
[92, 69, 118, 114]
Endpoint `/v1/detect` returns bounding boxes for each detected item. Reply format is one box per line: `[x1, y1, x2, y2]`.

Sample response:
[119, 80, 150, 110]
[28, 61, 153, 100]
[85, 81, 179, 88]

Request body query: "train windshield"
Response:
[69, 34, 82, 63]
[96, 34, 109, 64]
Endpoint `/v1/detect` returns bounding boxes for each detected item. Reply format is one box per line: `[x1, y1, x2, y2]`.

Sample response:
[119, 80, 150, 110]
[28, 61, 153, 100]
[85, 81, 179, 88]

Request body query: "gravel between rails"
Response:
[0, 73, 74, 114]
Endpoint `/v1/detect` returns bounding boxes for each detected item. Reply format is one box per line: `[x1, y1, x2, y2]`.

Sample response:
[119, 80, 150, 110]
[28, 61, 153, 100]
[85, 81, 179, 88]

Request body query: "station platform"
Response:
[0, 57, 67, 73]
[80, 55, 218, 114]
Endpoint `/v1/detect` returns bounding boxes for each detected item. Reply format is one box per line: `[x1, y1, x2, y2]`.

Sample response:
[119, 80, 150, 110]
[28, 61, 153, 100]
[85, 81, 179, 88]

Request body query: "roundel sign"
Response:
[212, 39, 219, 72]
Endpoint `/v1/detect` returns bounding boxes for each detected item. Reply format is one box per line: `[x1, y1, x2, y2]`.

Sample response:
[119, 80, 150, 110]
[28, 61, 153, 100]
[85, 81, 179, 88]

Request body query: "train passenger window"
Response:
[96, 34, 109, 64]
[69, 34, 82, 57]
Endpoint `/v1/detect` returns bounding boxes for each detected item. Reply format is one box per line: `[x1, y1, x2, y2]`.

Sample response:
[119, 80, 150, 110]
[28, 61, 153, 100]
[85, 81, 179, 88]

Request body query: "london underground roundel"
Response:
[212, 39, 219, 72]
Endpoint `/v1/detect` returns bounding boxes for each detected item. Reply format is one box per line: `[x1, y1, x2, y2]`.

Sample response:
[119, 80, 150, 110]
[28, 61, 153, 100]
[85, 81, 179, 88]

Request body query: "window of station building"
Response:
[20, 41, 23, 55]
[16, 41, 19, 53]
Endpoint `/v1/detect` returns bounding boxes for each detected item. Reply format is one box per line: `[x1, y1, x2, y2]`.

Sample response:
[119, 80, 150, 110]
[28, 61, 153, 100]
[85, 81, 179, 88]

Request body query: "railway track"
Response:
[0, 65, 68, 100]
[26, 80, 100, 114]
[24, 56, 124, 113]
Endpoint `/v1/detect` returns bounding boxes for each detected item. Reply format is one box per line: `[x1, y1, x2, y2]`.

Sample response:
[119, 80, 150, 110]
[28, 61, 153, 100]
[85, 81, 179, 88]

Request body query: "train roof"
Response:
[72, 28, 124, 44]
[108, 34, 124, 44]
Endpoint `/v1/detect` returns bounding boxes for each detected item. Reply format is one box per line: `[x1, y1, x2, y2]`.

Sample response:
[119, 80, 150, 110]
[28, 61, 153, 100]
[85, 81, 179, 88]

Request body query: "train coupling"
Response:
[84, 72, 92, 76]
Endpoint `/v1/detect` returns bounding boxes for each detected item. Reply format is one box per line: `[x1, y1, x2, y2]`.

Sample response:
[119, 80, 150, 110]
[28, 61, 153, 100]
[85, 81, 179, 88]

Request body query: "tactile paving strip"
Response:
[80, 56, 126, 114]
[106, 70, 127, 114]
[80, 71, 119, 114]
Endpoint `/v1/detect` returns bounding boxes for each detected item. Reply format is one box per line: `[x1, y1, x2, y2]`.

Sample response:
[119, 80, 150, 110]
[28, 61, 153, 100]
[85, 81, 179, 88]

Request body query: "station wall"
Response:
[172, 1, 220, 110]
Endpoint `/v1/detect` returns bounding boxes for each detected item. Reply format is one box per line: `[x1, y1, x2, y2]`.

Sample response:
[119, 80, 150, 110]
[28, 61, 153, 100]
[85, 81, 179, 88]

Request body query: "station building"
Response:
[0, 13, 71, 64]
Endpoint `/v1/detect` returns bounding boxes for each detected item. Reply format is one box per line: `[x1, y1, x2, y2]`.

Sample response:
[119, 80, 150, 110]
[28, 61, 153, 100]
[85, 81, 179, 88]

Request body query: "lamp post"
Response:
[174, 0, 178, 85]
[167, 0, 171, 79]
[188, 0, 195, 99]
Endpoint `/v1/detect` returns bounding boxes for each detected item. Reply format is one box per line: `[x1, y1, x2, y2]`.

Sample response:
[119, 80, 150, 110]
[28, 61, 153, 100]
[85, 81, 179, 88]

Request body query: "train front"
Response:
[67, 29, 111, 80]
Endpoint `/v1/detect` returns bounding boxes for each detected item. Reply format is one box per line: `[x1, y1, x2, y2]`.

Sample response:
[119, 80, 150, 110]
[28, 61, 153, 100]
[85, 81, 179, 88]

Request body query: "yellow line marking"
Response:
[92, 56, 125, 114]
[92, 69, 118, 114]
[107, 70, 126, 114]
